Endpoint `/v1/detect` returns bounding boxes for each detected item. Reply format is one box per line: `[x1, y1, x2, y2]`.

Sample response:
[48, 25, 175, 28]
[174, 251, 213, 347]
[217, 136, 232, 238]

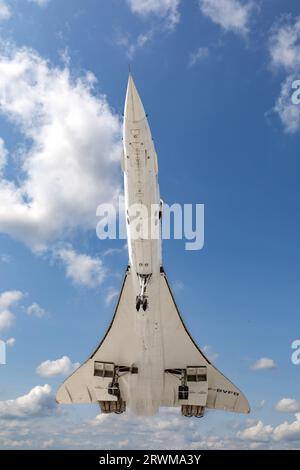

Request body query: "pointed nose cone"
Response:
[124, 74, 146, 122]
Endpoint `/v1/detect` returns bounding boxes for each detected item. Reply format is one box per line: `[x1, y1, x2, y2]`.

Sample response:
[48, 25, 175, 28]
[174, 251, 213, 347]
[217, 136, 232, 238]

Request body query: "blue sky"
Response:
[0, 0, 300, 450]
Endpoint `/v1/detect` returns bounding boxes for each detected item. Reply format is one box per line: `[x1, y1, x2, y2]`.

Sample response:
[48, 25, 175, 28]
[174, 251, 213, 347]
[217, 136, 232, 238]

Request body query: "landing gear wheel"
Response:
[136, 297, 142, 311]
[114, 399, 126, 414]
[142, 298, 148, 311]
[99, 401, 111, 413]
[181, 405, 205, 418]
[99, 399, 126, 414]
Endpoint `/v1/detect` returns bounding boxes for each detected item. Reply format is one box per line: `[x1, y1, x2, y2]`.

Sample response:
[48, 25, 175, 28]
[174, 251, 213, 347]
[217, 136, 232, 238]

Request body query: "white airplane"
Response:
[56, 75, 250, 418]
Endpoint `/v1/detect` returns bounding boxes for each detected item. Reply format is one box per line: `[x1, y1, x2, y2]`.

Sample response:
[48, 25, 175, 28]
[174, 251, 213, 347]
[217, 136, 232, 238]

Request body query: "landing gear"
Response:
[99, 399, 126, 414]
[108, 382, 120, 397]
[136, 296, 148, 311]
[178, 385, 189, 400]
[136, 274, 151, 311]
[181, 405, 205, 418]
[136, 297, 142, 311]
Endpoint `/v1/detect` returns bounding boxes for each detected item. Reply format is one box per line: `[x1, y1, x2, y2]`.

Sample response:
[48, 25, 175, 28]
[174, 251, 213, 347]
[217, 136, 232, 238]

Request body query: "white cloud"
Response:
[0, 45, 121, 250]
[0, 138, 8, 172]
[269, 17, 300, 133]
[103, 247, 124, 257]
[237, 408, 300, 445]
[120, 0, 180, 58]
[55, 247, 106, 288]
[115, 30, 155, 60]
[275, 398, 300, 413]
[237, 420, 274, 442]
[270, 17, 300, 71]
[0, 1, 11, 21]
[1, 439, 33, 448]
[274, 75, 300, 133]
[41, 439, 55, 449]
[127, 0, 180, 30]
[27, 0, 50, 6]
[2, 406, 231, 449]
[238, 413, 300, 444]
[251, 357, 276, 370]
[273, 413, 300, 442]
[118, 439, 129, 448]
[36, 356, 80, 377]
[189, 47, 209, 67]
[26, 303, 46, 318]
[0, 291, 23, 331]
[7, 402, 300, 449]
[6, 337, 15, 346]
[0, 311, 14, 331]
[105, 287, 119, 305]
[199, 0, 254, 35]
[0, 385, 56, 419]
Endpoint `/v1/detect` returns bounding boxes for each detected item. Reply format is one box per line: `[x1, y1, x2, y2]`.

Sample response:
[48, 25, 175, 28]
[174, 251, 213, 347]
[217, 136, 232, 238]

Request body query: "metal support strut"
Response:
[136, 274, 151, 311]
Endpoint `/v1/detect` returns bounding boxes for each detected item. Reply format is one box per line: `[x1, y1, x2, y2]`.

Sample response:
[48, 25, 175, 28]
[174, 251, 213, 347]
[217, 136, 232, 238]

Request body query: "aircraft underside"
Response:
[56, 267, 250, 418]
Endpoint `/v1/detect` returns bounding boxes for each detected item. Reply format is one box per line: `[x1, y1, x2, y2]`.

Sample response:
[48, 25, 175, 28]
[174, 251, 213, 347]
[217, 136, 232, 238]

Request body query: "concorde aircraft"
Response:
[56, 75, 250, 418]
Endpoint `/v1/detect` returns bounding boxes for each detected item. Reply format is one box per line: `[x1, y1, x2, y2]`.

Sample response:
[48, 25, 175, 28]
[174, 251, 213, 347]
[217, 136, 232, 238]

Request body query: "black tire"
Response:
[99, 400, 126, 414]
[115, 399, 126, 414]
[181, 405, 193, 417]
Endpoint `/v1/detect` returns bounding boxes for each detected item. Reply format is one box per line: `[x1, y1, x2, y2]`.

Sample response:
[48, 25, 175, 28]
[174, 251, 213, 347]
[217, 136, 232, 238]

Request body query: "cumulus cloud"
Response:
[275, 398, 300, 413]
[26, 303, 46, 318]
[0, 385, 56, 419]
[0, 406, 240, 450]
[36, 356, 80, 377]
[273, 413, 300, 442]
[273, 75, 300, 133]
[6, 337, 15, 346]
[237, 412, 300, 444]
[269, 17, 300, 133]
[188, 47, 209, 67]
[0, 138, 8, 173]
[0, 45, 121, 250]
[270, 17, 300, 70]
[199, 0, 254, 35]
[55, 247, 106, 288]
[238, 413, 300, 444]
[237, 420, 274, 442]
[0, 1, 11, 21]
[0, 291, 23, 331]
[127, 0, 180, 30]
[251, 357, 276, 370]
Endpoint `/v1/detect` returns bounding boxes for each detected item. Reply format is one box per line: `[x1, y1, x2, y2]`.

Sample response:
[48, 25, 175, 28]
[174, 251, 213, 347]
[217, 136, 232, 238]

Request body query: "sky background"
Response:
[0, 0, 300, 450]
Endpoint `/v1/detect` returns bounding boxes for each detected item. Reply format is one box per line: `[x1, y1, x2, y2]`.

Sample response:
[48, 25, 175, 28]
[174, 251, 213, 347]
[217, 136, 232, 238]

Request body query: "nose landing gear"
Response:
[136, 296, 148, 311]
[136, 274, 151, 311]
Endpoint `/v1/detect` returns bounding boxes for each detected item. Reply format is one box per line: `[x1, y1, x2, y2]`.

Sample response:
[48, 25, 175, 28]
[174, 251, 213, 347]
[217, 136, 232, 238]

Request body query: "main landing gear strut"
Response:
[136, 274, 151, 311]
